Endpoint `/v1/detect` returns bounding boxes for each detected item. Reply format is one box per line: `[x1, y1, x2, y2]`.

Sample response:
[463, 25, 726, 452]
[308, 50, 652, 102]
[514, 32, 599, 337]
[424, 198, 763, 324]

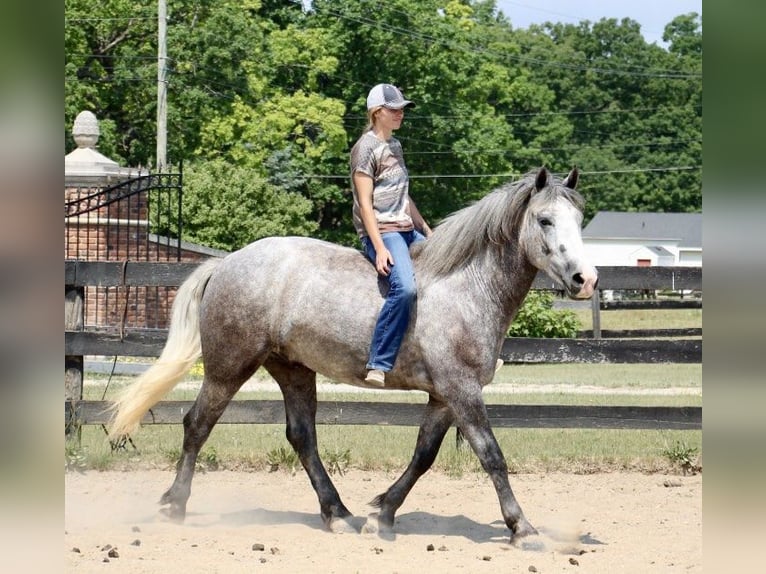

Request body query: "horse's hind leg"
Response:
[367, 396, 454, 532]
[159, 373, 244, 522]
[264, 357, 354, 533]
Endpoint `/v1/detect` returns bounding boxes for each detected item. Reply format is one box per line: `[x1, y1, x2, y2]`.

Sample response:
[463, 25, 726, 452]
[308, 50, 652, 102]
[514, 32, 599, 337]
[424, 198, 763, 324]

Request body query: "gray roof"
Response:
[646, 245, 674, 257]
[148, 234, 230, 257]
[583, 212, 701, 248]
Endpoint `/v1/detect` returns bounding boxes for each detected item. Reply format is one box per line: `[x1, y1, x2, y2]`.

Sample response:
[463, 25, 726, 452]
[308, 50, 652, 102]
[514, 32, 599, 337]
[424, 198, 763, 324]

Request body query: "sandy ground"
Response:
[65, 469, 701, 573]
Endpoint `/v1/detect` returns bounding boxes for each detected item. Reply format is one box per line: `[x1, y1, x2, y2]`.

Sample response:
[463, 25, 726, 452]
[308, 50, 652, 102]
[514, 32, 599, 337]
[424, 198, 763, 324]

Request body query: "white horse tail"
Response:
[108, 258, 221, 439]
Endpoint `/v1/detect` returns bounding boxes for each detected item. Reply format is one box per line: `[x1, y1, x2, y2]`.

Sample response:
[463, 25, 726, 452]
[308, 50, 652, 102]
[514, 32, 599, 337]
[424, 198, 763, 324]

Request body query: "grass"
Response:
[66, 422, 701, 476]
[68, 308, 702, 475]
[572, 307, 702, 331]
[71, 364, 701, 475]
[83, 362, 702, 405]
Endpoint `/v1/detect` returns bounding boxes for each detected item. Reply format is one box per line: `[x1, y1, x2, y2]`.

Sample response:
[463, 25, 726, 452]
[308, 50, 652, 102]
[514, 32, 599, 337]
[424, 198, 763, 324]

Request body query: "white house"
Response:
[582, 212, 702, 268]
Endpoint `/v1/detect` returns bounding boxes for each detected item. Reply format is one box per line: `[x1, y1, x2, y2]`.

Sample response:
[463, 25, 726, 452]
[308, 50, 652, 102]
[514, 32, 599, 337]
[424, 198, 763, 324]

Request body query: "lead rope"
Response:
[101, 260, 137, 452]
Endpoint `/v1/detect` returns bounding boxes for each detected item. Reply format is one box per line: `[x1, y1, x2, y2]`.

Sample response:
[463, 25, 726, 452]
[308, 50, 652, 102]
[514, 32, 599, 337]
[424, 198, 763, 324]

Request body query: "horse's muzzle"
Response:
[571, 267, 598, 299]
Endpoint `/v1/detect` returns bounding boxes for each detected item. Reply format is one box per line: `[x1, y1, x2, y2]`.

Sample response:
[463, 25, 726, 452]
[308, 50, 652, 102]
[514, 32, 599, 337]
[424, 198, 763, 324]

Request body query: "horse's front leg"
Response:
[266, 359, 354, 533]
[366, 396, 454, 532]
[449, 387, 537, 542]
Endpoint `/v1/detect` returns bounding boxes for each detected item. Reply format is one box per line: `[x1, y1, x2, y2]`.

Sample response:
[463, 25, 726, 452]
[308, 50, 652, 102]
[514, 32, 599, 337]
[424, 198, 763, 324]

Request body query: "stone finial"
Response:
[72, 111, 100, 149]
[66, 109, 143, 185]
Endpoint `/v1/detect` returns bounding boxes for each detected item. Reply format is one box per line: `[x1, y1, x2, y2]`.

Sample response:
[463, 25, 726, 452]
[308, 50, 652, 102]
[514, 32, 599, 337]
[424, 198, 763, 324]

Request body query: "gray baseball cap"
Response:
[366, 83, 415, 110]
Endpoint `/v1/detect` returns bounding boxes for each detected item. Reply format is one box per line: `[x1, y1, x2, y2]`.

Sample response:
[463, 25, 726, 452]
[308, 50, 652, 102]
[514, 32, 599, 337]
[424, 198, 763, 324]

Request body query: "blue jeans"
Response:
[362, 230, 426, 372]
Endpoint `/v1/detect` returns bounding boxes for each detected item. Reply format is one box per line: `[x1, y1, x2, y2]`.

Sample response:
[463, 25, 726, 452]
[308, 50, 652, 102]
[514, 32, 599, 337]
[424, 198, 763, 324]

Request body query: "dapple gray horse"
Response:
[109, 167, 597, 542]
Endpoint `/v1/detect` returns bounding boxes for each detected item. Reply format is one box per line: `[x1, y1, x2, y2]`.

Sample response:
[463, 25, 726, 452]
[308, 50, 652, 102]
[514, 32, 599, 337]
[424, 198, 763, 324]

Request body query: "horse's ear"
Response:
[562, 166, 579, 189]
[534, 167, 548, 192]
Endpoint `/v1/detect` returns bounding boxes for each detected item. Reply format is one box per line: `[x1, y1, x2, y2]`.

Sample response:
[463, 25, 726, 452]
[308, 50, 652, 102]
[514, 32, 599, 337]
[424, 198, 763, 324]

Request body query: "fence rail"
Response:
[64, 330, 701, 363]
[66, 400, 701, 430]
[65, 261, 702, 291]
[65, 260, 702, 433]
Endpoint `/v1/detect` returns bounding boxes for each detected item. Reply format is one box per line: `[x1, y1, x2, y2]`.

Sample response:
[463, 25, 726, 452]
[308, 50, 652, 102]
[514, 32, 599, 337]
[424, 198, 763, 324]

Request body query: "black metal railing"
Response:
[64, 168, 183, 330]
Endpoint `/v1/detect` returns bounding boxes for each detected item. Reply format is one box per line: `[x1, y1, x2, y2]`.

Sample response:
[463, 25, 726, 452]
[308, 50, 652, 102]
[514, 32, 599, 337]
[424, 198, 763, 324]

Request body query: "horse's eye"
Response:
[539, 217, 552, 227]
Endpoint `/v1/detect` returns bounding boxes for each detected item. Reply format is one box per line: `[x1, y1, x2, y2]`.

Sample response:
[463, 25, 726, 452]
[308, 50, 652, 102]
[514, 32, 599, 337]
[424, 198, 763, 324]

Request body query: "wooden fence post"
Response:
[65, 285, 84, 439]
[591, 289, 601, 339]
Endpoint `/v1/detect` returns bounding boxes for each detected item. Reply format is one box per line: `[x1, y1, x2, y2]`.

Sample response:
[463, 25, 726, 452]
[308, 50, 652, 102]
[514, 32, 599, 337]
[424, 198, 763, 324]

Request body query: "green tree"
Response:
[65, 0, 158, 163]
[518, 14, 701, 221]
[65, 0, 269, 166]
[66, 1, 702, 249]
[167, 0, 269, 165]
[181, 159, 317, 251]
[308, 0, 554, 224]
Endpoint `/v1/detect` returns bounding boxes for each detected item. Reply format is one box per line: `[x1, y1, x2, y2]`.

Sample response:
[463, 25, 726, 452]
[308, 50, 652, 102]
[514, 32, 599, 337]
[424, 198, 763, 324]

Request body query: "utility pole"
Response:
[157, 0, 167, 171]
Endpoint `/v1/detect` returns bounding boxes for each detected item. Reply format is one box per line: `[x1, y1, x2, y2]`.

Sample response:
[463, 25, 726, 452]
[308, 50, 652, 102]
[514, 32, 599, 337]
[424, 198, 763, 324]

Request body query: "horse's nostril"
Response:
[573, 272, 584, 285]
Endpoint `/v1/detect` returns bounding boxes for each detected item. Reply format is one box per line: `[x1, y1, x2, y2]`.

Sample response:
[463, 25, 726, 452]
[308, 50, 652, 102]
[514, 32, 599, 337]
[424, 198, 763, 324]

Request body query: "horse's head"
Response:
[520, 167, 598, 299]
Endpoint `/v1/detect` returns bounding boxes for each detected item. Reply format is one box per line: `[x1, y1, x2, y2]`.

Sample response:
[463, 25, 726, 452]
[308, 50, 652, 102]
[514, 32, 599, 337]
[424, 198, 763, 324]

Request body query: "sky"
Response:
[495, 0, 702, 46]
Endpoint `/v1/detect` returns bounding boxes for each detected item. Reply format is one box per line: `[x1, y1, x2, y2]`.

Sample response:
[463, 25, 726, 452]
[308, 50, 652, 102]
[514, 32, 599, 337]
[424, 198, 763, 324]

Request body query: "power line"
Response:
[301, 165, 700, 180]
[66, 46, 701, 122]
[65, 66, 699, 160]
[65, 2, 700, 81]
[65, 16, 156, 23]
[64, 6, 700, 172]
[67, 54, 164, 61]
[65, 64, 700, 162]
[401, 140, 701, 155]
[311, 3, 700, 80]
[162, 59, 703, 124]
[164, 58, 701, 123]
[65, 76, 156, 83]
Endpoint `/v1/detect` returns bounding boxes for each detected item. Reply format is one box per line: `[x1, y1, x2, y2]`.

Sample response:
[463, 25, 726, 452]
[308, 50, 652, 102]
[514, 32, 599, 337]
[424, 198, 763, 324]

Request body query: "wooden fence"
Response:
[65, 261, 702, 432]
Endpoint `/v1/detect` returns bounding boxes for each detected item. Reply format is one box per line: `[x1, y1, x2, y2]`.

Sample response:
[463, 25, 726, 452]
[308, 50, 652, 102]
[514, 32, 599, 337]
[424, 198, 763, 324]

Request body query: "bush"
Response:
[181, 159, 318, 252]
[507, 291, 580, 338]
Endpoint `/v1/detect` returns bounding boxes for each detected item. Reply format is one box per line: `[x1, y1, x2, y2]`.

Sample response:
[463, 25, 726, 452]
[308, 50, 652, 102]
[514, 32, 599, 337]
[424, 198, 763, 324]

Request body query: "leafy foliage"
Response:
[65, 1, 702, 251]
[661, 439, 701, 475]
[181, 159, 317, 250]
[266, 446, 299, 474]
[322, 448, 351, 476]
[65, 442, 88, 472]
[507, 291, 581, 338]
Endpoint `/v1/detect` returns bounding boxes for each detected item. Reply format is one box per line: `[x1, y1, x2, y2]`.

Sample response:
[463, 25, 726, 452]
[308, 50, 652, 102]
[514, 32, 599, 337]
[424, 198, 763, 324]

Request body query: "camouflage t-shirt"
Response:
[349, 131, 414, 239]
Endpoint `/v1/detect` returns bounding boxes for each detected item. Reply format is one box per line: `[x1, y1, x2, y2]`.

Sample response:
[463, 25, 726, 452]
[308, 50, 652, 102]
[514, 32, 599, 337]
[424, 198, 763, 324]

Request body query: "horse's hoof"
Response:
[362, 512, 393, 535]
[510, 518, 538, 543]
[361, 512, 379, 535]
[158, 506, 185, 524]
[328, 515, 356, 534]
[362, 512, 394, 539]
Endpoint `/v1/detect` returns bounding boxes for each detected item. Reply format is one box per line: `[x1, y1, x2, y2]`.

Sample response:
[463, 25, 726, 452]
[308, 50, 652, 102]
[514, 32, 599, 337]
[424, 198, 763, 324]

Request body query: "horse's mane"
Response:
[413, 169, 583, 278]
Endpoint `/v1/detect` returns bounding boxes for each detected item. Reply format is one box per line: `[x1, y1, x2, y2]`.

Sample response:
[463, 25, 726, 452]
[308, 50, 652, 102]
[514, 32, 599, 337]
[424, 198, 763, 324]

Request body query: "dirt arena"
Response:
[65, 468, 701, 573]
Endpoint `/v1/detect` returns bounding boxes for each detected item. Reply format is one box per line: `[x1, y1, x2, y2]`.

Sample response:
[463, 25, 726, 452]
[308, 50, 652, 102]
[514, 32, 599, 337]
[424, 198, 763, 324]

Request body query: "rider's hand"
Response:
[376, 249, 394, 276]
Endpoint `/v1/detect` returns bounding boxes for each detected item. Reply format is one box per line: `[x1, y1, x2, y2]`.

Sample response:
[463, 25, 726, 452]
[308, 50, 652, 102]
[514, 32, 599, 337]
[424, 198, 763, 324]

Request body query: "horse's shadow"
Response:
[200, 506, 606, 549]
[211, 507, 505, 543]
[190, 507, 324, 529]
[185, 508, 509, 542]
[392, 511, 509, 543]
[142, 503, 611, 551]
[395, 513, 607, 549]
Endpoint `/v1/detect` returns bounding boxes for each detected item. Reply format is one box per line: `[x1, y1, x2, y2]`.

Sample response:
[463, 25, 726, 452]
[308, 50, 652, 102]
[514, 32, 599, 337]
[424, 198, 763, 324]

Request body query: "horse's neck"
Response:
[423, 245, 536, 338]
[477, 245, 538, 323]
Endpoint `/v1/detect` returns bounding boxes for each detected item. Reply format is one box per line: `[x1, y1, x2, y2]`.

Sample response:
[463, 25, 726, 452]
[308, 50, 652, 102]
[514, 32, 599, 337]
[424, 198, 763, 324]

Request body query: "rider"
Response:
[349, 83, 431, 387]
